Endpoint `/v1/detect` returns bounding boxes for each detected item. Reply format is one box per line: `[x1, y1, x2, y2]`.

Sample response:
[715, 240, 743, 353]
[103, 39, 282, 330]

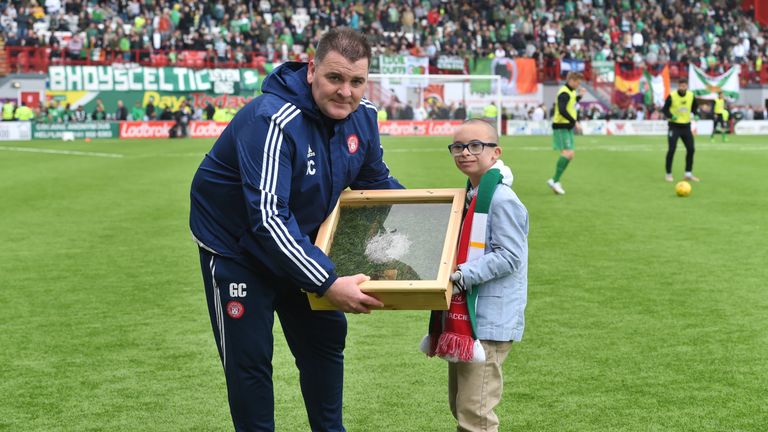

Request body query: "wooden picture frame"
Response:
[308, 188, 466, 311]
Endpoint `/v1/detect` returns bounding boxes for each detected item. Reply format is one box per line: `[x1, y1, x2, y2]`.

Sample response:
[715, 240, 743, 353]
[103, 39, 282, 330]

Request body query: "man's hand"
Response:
[578, 87, 587, 97]
[450, 270, 466, 295]
[670, 115, 678, 122]
[323, 274, 384, 314]
[574, 122, 582, 134]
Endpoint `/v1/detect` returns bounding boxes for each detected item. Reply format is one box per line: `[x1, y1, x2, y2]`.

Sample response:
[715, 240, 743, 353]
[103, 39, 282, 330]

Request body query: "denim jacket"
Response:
[458, 184, 529, 342]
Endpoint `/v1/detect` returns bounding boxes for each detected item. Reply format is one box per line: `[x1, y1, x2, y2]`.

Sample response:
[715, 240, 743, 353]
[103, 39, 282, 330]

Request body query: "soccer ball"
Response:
[675, 181, 692, 197]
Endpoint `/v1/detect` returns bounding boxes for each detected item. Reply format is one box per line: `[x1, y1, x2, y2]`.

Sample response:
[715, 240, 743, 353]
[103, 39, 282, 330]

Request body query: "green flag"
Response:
[470, 58, 492, 93]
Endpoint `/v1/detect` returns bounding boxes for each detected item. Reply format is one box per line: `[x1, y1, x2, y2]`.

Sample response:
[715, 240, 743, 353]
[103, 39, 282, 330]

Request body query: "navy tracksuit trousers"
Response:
[199, 249, 347, 431]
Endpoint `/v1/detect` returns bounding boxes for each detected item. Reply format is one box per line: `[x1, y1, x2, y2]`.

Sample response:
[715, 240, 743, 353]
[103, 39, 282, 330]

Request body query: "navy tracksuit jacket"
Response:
[189, 62, 403, 431]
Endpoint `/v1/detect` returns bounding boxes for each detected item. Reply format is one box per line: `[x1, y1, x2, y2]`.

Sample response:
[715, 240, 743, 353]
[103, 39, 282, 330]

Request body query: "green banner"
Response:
[239, 69, 262, 91]
[379, 56, 407, 74]
[470, 58, 492, 93]
[592, 60, 615, 83]
[377, 56, 429, 76]
[370, 56, 380, 73]
[32, 122, 119, 139]
[48, 66, 271, 94]
[437, 55, 465, 71]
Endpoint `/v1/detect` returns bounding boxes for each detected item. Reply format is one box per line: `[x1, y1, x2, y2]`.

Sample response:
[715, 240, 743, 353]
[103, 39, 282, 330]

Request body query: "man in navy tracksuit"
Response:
[189, 28, 403, 431]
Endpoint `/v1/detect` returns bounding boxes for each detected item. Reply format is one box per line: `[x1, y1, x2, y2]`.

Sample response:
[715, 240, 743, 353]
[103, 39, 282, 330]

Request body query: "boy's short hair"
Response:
[461, 119, 499, 143]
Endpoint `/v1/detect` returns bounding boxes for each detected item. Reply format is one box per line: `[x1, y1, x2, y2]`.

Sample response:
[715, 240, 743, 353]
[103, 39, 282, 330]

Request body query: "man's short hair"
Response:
[678, 77, 688, 84]
[315, 27, 372, 65]
[566, 72, 584, 81]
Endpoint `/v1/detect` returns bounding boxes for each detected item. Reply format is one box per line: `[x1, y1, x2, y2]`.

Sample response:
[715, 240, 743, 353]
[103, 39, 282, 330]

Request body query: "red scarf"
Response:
[425, 198, 480, 362]
[421, 168, 503, 362]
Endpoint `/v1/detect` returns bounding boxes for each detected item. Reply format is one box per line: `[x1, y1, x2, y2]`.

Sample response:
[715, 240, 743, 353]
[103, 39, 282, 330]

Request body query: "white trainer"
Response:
[547, 179, 566, 195]
[665, 174, 674, 182]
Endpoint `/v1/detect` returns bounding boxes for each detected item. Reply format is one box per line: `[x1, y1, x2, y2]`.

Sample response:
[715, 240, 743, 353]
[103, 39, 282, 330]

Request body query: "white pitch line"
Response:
[385, 148, 445, 153]
[384, 145, 768, 153]
[0, 146, 124, 158]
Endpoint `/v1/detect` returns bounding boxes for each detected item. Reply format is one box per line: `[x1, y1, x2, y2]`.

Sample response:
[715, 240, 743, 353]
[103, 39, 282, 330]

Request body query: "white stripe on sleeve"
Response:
[257, 103, 329, 286]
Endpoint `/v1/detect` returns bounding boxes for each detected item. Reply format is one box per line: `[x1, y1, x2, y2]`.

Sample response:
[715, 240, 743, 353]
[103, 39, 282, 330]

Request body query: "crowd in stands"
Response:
[3, 0, 767, 124]
[380, 99, 470, 121]
[2, 0, 766, 74]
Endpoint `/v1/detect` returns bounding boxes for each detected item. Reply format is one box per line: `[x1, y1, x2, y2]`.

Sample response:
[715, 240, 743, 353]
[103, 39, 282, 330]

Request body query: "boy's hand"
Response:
[450, 270, 466, 295]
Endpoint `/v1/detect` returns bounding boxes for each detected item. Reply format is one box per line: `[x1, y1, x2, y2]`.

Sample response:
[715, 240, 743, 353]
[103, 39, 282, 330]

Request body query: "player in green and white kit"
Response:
[547, 72, 585, 195]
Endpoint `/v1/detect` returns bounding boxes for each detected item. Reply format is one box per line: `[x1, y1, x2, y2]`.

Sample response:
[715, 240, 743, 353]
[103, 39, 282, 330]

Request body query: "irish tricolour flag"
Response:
[641, 65, 670, 108]
[689, 65, 740, 100]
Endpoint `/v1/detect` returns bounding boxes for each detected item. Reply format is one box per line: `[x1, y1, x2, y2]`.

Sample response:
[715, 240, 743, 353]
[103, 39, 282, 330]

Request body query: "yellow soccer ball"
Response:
[675, 180, 692, 197]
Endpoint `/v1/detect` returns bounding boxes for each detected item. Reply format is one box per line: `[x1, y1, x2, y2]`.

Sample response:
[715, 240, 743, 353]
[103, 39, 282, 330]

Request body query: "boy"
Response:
[422, 119, 529, 432]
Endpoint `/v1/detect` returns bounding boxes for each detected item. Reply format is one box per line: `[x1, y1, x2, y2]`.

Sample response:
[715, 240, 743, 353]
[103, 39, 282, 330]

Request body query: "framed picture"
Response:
[308, 188, 466, 311]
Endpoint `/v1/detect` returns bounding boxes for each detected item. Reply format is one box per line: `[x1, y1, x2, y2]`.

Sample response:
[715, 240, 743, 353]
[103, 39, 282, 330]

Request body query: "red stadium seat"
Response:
[152, 54, 169, 66]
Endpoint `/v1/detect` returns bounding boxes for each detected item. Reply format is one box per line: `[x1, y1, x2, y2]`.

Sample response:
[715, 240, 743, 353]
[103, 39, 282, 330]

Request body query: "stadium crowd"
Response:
[3, 0, 767, 124]
[2, 0, 766, 73]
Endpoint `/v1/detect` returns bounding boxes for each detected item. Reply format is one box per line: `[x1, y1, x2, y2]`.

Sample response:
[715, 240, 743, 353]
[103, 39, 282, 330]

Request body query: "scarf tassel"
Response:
[419, 333, 486, 363]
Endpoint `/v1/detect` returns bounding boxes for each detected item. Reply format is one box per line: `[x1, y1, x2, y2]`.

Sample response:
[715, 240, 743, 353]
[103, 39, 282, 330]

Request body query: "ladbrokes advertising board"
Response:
[32, 122, 119, 139]
[119, 121, 229, 139]
[119, 121, 175, 139]
[378, 120, 462, 136]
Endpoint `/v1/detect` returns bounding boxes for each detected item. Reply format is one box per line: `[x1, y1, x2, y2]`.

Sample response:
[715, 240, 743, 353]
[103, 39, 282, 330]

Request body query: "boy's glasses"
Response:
[447, 141, 497, 156]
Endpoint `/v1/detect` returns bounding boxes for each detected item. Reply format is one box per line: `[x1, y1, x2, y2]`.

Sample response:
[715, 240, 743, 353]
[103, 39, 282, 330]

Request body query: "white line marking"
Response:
[386, 148, 445, 153]
[0, 146, 124, 158]
[384, 144, 768, 153]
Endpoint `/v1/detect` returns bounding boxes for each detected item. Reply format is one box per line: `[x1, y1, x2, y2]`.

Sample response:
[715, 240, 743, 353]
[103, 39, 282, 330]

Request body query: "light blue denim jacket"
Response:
[458, 184, 528, 342]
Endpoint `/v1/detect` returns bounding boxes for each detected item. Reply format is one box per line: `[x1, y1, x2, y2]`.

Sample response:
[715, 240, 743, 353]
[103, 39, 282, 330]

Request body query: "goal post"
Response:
[365, 73, 503, 134]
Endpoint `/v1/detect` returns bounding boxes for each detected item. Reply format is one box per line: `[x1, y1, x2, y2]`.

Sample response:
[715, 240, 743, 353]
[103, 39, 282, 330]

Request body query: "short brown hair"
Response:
[461, 119, 499, 143]
[678, 77, 688, 84]
[566, 72, 584, 81]
[315, 27, 372, 65]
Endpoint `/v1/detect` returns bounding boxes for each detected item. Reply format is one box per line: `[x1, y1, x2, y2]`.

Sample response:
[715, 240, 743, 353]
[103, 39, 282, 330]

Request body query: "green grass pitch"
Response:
[1, 134, 766, 431]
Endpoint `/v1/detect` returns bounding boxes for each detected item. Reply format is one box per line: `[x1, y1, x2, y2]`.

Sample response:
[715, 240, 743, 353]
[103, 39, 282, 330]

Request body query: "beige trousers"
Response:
[448, 340, 513, 432]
